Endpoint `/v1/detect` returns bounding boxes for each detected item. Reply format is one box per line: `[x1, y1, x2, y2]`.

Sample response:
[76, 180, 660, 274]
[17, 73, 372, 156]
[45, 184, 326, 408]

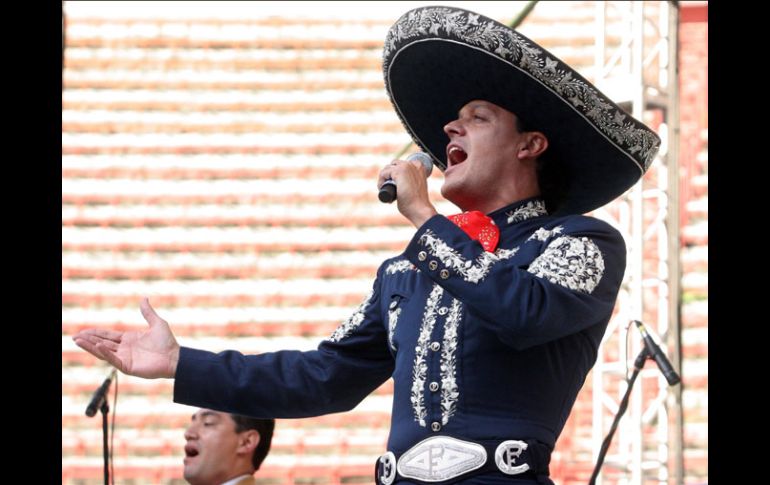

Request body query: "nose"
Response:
[184, 423, 198, 440]
[443, 118, 465, 138]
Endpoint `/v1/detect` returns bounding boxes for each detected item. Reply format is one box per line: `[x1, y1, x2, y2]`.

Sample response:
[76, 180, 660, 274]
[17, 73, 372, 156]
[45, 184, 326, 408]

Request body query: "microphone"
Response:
[378, 152, 434, 203]
[633, 320, 681, 386]
[85, 369, 117, 417]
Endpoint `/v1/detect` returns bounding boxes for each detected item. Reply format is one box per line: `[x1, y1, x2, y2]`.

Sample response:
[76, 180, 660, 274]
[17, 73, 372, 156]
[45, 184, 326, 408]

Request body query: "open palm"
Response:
[73, 298, 180, 379]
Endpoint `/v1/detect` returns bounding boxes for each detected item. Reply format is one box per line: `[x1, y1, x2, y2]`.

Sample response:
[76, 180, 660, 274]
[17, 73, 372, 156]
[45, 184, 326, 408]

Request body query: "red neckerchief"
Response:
[447, 211, 500, 252]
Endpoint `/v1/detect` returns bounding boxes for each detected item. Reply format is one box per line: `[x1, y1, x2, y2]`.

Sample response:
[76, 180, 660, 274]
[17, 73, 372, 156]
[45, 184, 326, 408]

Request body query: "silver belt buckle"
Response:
[396, 436, 487, 482]
[495, 440, 531, 475]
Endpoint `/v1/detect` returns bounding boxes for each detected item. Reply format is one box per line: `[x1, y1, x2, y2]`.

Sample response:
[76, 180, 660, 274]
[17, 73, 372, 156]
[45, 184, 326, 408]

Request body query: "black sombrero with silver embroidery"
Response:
[383, 6, 660, 215]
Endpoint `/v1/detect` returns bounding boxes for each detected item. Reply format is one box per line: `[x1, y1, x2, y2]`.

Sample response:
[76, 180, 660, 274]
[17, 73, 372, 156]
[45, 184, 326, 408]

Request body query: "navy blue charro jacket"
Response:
[173, 197, 626, 471]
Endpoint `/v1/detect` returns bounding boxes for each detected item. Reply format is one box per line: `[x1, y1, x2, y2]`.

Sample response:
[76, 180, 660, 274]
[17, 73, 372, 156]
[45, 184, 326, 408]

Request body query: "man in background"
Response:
[183, 408, 274, 485]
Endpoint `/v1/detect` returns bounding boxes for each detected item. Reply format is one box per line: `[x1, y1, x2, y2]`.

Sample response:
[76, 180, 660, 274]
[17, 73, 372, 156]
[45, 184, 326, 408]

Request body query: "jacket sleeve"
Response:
[173, 265, 395, 418]
[403, 214, 626, 350]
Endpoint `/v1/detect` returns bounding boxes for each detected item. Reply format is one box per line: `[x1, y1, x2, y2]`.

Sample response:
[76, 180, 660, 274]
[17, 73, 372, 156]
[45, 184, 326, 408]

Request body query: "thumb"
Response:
[140, 297, 166, 328]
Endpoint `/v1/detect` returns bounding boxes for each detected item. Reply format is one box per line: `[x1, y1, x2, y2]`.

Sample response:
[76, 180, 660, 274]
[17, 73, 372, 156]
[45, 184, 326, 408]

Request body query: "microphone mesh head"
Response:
[405, 152, 433, 176]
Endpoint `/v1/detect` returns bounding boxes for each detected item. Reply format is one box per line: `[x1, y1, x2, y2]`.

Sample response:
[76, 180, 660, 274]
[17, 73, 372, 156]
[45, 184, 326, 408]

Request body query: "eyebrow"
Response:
[192, 411, 222, 421]
[458, 102, 494, 117]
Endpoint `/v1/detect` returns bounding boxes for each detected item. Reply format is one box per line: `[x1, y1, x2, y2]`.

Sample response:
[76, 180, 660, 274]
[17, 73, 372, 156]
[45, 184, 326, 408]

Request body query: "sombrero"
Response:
[382, 6, 660, 215]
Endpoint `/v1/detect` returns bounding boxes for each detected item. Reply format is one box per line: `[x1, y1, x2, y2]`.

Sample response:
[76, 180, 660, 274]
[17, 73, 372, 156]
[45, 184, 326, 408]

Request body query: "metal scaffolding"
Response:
[590, 2, 682, 484]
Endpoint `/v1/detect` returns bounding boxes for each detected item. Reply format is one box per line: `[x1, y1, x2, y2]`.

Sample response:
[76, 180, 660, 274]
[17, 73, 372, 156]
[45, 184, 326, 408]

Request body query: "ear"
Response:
[237, 430, 260, 455]
[517, 132, 549, 160]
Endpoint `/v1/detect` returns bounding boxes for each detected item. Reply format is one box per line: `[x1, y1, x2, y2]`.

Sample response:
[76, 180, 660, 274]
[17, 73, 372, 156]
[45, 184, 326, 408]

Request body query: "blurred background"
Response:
[61, 1, 708, 484]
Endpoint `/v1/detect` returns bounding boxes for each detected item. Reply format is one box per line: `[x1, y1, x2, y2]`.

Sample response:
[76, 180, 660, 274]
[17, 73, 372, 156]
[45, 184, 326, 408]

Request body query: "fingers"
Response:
[97, 340, 120, 353]
[407, 158, 427, 174]
[73, 334, 110, 361]
[95, 343, 125, 372]
[377, 161, 398, 189]
[73, 334, 126, 372]
[73, 328, 124, 361]
[378, 159, 414, 188]
[75, 328, 123, 343]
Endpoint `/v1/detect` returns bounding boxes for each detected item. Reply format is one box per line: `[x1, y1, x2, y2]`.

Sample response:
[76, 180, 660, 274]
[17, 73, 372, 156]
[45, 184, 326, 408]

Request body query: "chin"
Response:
[440, 180, 460, 201]
[183, 467, 201, 484]
[184, 474, 205, 485]
[441, 181, 470, 208]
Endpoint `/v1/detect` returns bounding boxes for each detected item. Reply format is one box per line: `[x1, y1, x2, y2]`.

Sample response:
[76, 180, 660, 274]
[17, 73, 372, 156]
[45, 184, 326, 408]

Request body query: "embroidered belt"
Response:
[374, 435, 551, 485]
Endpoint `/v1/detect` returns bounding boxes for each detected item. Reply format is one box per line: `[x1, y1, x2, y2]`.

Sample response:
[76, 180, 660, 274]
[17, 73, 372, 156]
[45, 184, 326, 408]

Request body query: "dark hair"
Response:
[515, 117, 568, 214]
[230, 414, 275, 471]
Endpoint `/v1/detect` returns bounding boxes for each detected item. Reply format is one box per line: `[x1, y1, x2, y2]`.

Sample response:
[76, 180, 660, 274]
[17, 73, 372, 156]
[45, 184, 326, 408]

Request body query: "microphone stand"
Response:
[588, 348, 649, 485]
[85, 369, 117, 484]
[99, 397, 111, 485]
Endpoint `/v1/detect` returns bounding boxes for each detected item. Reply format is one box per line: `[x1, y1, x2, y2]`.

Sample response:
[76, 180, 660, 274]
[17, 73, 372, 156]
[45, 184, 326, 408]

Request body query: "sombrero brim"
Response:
[383, 6, 660, 215]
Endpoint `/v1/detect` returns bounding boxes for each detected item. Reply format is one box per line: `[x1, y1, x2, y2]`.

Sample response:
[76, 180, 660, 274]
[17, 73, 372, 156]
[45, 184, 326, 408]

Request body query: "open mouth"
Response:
[185, 445, 199, 458]
[447, 145, 468, 167]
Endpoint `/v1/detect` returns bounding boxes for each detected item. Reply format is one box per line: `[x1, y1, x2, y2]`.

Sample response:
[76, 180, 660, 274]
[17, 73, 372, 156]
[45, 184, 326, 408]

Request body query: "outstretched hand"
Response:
[73, 298, 181, 379]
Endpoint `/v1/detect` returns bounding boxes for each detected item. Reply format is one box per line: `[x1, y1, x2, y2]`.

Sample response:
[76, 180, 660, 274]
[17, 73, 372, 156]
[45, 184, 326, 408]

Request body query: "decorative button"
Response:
[439, 269, 450, 279]
[429, 381, 439, 392]
[438, 307, 448, 315]
[431, 422, 441, 432]
[428, 260, 438, 271]
[389, 300, 398, 309]
[429, 341, 440, 352]
[417, 251, 427, 261]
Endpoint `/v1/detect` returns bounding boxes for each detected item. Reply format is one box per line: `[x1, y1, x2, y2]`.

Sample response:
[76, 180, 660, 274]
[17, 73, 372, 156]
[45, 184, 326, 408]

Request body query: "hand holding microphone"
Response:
[378, 152, 434, 203]
[378, 152, 438, 228]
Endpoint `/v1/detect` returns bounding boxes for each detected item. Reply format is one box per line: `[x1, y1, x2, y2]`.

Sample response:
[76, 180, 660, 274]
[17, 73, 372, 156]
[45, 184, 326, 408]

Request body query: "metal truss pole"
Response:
[664, 4, 683, 484]
[590, 2, 682, 484]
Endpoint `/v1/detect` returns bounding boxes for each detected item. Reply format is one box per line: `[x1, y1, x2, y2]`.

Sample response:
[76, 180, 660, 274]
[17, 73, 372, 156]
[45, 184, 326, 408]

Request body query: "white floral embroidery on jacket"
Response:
[418, 229, 518, 283]
[507, 200, 548, 225]
[440, 298, 462, 425]
[411, 284, 443, 426]
[327, 290, 373, 342]
[386, 259, 417, 274]
[528, 225, 564, 242]
[527, 235, 605, 293]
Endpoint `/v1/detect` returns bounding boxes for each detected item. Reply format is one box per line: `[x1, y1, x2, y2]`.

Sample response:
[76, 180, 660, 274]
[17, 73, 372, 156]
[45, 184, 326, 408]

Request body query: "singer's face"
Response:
[183, 409, 245, 485]
[441, 100, 531, 211]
